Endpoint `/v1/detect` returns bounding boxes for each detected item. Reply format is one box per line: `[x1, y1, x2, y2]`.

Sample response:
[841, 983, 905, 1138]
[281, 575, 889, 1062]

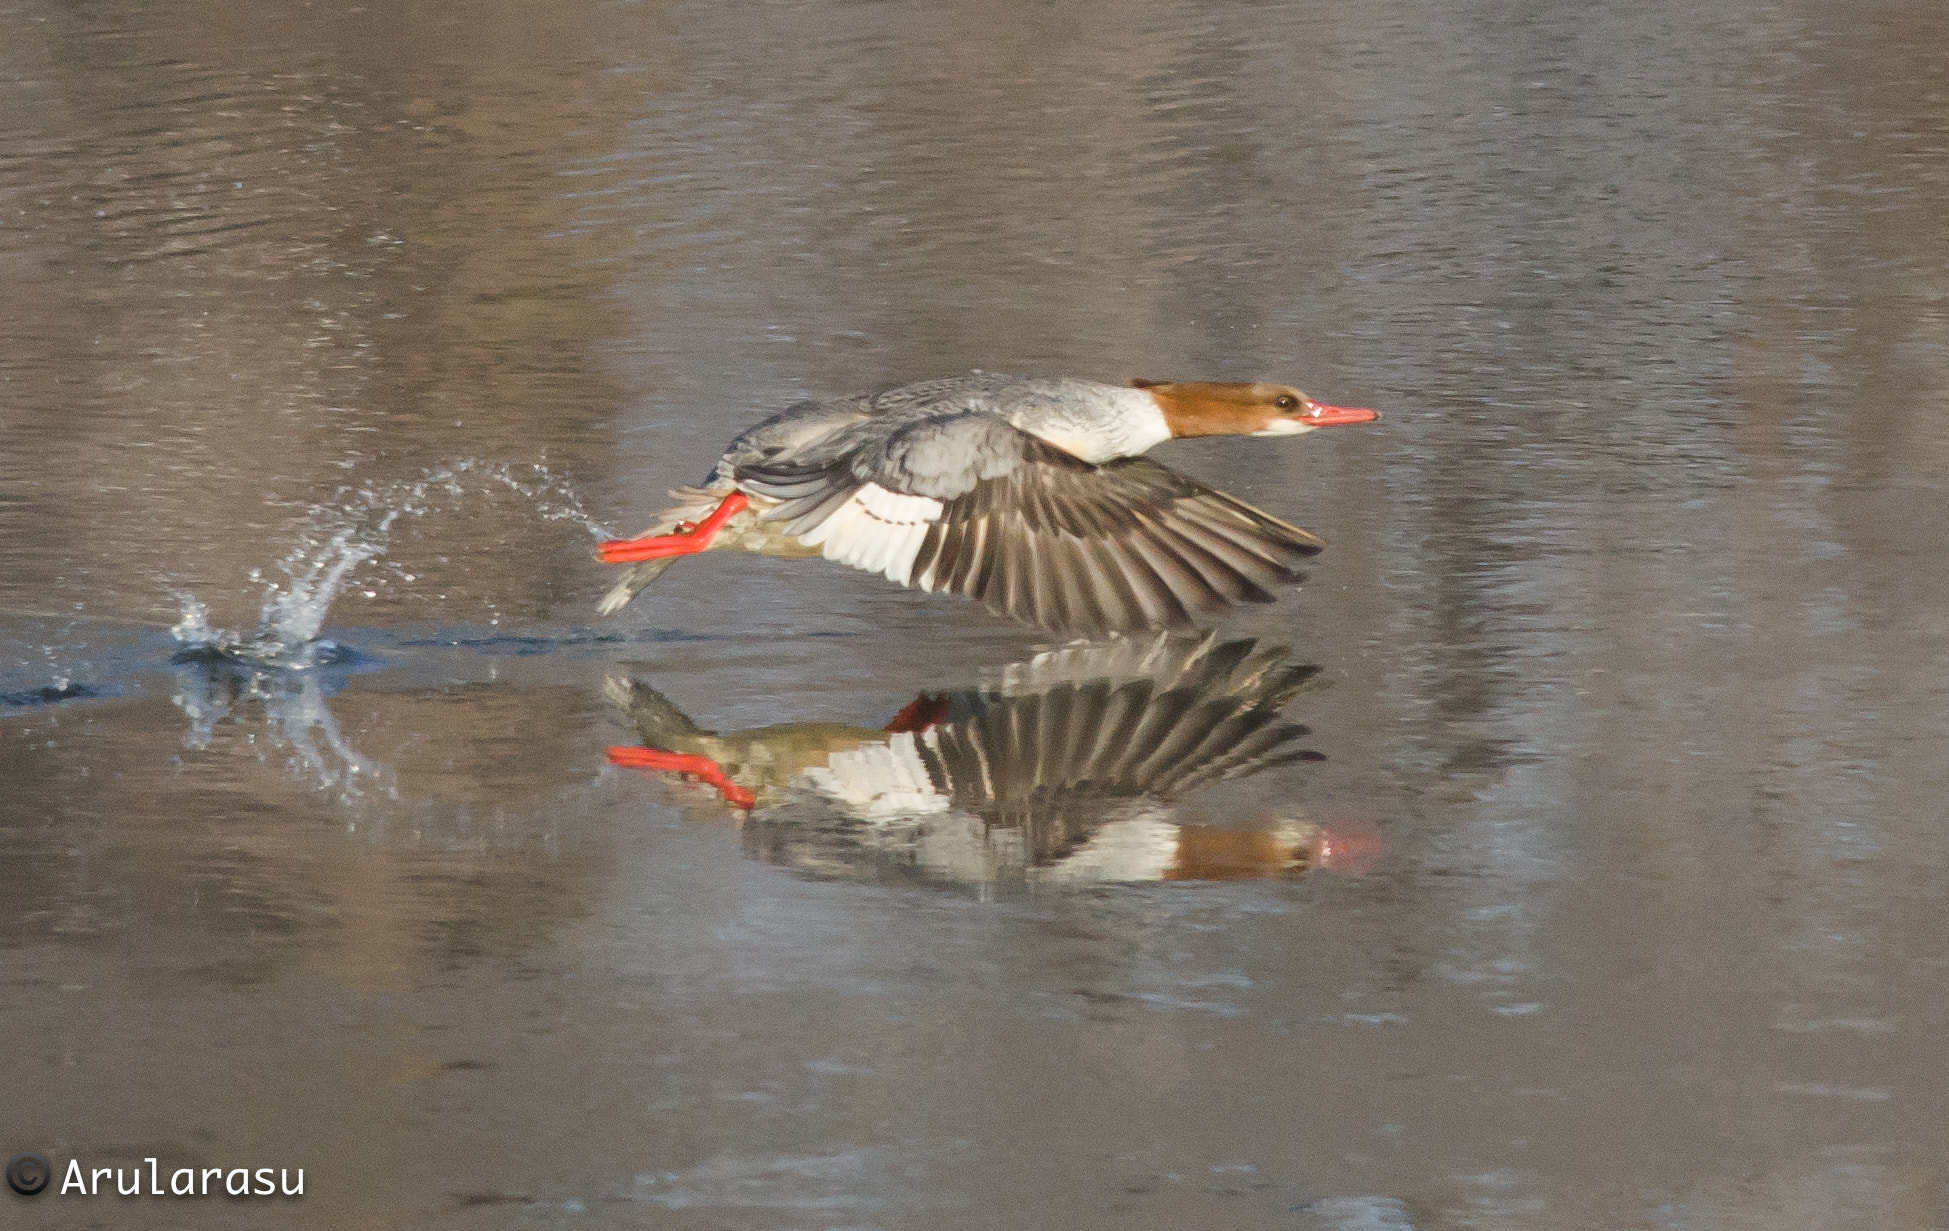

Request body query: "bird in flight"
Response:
[597, 373, 1377, 636]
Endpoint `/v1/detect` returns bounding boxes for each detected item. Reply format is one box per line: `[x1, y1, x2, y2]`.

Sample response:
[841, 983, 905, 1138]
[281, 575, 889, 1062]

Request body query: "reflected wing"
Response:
[736, 412, 1326, 636]
[920, 635, 1324, 813]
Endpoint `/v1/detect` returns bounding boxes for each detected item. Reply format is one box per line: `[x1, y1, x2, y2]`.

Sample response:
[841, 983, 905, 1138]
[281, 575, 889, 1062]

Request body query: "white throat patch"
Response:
[1249, 418, 1313, 437]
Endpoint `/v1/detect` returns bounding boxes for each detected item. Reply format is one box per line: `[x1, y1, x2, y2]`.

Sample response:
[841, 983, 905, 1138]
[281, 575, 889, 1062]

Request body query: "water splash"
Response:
[260, 517, 398, 648]
[468, 458, 612, 540]
[156, 458, 608, 804]
[168, 458, 612, 665]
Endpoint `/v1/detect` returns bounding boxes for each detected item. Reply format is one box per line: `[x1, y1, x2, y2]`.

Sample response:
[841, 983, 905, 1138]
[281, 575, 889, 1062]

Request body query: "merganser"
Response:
[605, 632, 1324, 813]
[597, 374, 1378, 635]
[604, 633, 1380, 884]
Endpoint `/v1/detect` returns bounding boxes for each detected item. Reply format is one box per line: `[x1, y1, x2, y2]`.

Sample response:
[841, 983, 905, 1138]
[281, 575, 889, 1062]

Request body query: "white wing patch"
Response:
[797, 482, 945, 583]
[800, 732, 951, 818]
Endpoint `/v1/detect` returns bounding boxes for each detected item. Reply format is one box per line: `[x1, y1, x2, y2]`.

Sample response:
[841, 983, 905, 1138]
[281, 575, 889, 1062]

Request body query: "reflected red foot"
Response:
[607, 746, 756, 810]
[598, 492, 750, 563]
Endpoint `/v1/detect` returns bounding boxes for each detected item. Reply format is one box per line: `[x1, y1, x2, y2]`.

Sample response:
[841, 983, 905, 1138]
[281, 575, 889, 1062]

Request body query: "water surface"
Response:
[4, 0, 1948, 1227]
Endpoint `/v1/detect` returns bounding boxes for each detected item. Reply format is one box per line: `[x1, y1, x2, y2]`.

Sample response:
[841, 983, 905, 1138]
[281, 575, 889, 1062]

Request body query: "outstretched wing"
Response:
[734, 411, 1325, 636]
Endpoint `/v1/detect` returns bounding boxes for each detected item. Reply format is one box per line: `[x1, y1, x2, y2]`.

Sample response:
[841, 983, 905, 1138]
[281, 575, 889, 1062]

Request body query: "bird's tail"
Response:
[595, 486, 732, 616]
[597, 556, 681, 616]
[602, 674, 712, 746]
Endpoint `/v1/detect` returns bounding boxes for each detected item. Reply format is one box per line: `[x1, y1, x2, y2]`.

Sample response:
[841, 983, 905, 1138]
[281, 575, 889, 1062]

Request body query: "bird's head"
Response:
[1130, 378, 1379, 438]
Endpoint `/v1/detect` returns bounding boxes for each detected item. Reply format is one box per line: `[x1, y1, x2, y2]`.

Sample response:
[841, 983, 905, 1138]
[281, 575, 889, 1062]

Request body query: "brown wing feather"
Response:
[909, 442, 1325, 636]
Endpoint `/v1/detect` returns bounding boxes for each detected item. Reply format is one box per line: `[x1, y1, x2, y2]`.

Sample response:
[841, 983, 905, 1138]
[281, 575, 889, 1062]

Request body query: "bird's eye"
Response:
[1273, 394, 1299, 411]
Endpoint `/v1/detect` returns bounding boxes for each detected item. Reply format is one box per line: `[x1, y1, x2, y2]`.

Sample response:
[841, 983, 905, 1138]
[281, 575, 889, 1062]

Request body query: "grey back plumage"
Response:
[705, 393, 879, 484]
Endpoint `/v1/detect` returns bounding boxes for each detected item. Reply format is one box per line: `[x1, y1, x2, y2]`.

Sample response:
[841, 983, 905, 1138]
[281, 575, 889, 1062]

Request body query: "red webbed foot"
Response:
[598, 492, 750, 564]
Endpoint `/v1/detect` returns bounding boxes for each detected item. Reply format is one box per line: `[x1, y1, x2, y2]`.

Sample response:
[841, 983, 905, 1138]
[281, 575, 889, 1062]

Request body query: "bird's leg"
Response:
[598, 492, 750, 564]
[606, 746, 756, 810]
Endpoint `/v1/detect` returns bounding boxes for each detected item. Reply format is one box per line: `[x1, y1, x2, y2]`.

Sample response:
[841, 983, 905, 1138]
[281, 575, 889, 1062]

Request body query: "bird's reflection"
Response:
[607, 634, 1377, 887]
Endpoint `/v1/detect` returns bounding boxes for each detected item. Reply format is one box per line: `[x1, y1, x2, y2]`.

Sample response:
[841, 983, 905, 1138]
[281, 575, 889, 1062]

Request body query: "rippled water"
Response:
[5, 0, 1948, 1227]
